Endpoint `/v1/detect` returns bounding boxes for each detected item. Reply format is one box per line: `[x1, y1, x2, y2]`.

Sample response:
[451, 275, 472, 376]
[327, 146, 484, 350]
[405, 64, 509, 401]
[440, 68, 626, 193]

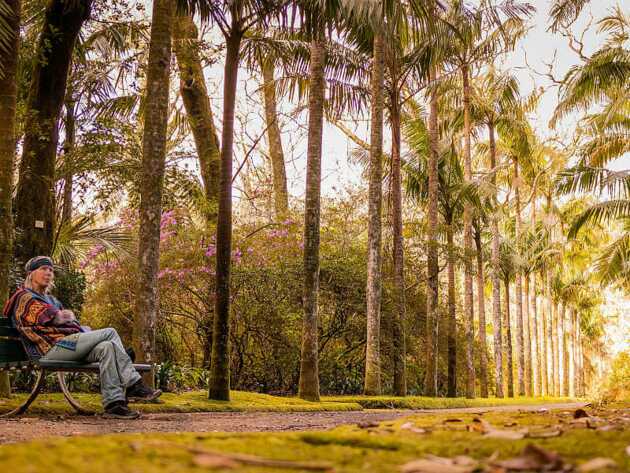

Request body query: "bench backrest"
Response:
[0, 317, 29, 364]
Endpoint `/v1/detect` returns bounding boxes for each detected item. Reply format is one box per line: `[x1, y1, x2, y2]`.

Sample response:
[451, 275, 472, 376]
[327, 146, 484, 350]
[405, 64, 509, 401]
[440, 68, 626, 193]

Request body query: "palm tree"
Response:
[298, 5, 329, 403]
[424, 67, 440, 397]
[173, 13, 221, 222]
[180, 0, 292, 401]
[436, 0, 533, 398]
[0, 0, 19, 398]
[473, 216, 489, 397]
[472, 68, 522, 397]
[134, 0, 174, 384]
[364, 27, 385, 396]
[14, 0, 92, 264]
[240, 28, 292, 218]
[404, 107, 481, 398]
[259, 54, 289, 218]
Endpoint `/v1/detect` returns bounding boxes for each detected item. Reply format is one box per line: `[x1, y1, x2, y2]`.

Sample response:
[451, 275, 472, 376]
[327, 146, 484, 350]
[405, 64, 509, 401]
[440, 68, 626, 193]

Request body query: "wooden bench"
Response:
[0, 317, 151, 417]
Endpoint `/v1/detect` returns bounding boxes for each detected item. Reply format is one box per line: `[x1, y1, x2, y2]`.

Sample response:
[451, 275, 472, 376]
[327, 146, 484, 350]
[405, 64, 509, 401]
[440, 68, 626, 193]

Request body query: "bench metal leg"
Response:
[57, 373, 95, 415]
[0, 370, 45, 418]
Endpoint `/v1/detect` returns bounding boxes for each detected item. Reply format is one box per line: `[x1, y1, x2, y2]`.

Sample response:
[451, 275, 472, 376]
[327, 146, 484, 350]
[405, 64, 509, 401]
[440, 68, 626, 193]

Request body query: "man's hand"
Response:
[53, 309, 77, 326]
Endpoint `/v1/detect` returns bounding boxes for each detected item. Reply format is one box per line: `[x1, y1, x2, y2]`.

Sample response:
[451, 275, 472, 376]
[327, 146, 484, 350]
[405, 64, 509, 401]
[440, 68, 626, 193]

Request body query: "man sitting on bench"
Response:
[3, 256, 161, 419]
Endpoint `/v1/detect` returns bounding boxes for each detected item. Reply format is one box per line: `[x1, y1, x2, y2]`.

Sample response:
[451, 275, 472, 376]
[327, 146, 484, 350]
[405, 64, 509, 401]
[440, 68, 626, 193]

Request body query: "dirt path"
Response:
[0, 402, 585, 444]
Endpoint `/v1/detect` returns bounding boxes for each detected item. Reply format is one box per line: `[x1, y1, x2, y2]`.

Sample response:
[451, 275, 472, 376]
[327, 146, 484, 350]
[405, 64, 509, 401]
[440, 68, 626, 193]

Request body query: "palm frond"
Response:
[556, 165, 630, 198]
[594, 231, 630, 289]
[551, 47, 630, 126]
[548, 0, 589, 31]
[569, 199, 630, 238]
[52, 215, 134, 268]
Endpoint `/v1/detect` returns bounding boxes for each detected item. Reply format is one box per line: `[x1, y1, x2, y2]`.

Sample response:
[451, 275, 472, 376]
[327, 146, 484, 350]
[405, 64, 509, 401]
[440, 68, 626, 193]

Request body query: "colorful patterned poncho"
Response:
[3, 288, 81, 358]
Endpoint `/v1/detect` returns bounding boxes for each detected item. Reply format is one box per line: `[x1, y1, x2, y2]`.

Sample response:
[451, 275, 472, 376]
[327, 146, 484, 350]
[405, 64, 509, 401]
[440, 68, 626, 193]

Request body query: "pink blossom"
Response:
[232, 248, 242, 264]
[205, 245, 216, 257]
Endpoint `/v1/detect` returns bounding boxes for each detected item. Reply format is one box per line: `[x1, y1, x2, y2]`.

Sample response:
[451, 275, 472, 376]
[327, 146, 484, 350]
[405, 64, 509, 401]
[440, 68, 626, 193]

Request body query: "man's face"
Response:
[31, 265, 54, 288]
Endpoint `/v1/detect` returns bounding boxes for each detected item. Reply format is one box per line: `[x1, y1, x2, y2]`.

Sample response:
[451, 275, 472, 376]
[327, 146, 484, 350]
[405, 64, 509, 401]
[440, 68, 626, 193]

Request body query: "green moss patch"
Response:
[0, 407, 627, 472]
[322, 394, 579, 409]
[0, 389, 581, 416]
[0, 390, 362, 415]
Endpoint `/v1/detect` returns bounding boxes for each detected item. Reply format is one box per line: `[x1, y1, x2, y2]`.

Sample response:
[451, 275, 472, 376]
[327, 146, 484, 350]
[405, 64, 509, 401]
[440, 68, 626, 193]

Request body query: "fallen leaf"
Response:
[596, 425, 618, 432]
[401, 422, 427, 434]
[485, 429, 526, 440]
[574, 408, 590, 419]
[521, 444, 564, 470]
[358, 421, 379, 429]
[401, 456, 477, 473]
[526, 429, 562, 439]
[493, 456, 543, 470]
[577, 458, 617, 472]
[193, 454, 239, 470]
[492, 444, 565, 472]
[470, 417, 527, 440]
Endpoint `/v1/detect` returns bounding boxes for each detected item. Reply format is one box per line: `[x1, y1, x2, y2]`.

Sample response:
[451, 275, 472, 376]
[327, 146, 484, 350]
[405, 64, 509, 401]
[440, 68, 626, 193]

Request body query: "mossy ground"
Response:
[322, 394, 578, 409]
[0, 389, 579, 415]
[0, 390, 363, 415]
[0, 407, 627, 472]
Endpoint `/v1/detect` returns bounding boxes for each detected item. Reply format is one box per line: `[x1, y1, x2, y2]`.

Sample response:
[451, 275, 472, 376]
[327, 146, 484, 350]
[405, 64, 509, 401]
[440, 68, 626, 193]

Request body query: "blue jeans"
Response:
[42, 328, 141, 407]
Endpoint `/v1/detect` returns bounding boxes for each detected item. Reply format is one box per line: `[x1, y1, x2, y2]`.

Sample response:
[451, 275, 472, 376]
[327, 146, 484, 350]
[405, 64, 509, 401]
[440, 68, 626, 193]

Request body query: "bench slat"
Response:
[0, 342, 28, 363]
[0, 318, 19, 338]
[36, 360, 152, 372]
[0, 327, 19, 338]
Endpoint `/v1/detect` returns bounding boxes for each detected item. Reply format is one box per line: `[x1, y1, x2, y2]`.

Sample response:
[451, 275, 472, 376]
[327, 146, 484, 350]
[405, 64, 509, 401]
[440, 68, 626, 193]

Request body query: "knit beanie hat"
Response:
[25, 256, 54, 274]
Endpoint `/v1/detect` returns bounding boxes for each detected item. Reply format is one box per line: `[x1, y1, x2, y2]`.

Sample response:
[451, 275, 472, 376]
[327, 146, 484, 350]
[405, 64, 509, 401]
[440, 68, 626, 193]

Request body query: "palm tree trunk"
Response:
[568, 308, 576, 397]
[543, 270, 553, 396]
[513, 160, 525, 396]
[364, 32, 385, 395]
[0, 0, 20, 399]
[134, 0, 173, 387]
[488, 121, 503, 398]
[209, 29, 243, 401]
[475, 227, 489, 398]
[14, 0, 92, 264]
[424, 69, 440, 397]
[298, 37, 326, 402]
[259, 57, 289, 218]
[504, 279, 514, 397]
[560, 302, 567, 396]
[390, 82, 406, 396]
[173, 13, 220, 222]
[61, 97, 76, 225]
[523, 273, 532, 396]
[531, 272, 540, 396]
[540, 273, 548, 396]
[446, 219, 457, 398]
[552, 301, 559, 396]
[462, 64, 475, 398]
[577, 328, 584, 396]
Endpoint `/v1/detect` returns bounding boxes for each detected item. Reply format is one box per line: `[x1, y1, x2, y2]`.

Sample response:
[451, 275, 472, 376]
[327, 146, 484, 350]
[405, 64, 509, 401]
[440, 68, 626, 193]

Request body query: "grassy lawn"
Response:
[0, 406, 627, 472]
[0, 391, 362, 415]
[0, 390, 581, 416]
[322, 394, 579, 409]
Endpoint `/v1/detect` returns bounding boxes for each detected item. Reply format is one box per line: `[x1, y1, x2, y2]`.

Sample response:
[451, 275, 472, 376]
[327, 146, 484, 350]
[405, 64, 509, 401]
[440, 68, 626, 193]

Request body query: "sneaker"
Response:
[126, 380, 163, 403]
[103, 400, 140, 419]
